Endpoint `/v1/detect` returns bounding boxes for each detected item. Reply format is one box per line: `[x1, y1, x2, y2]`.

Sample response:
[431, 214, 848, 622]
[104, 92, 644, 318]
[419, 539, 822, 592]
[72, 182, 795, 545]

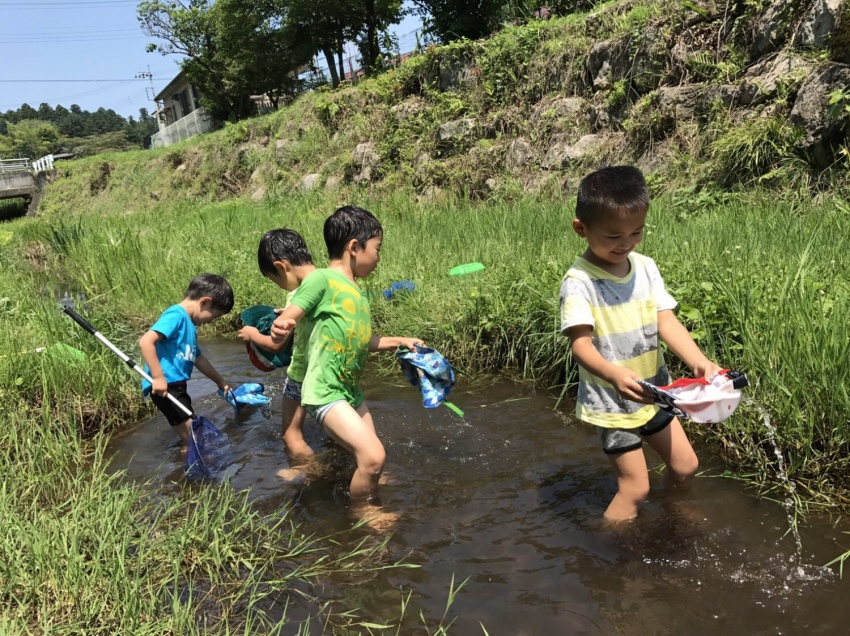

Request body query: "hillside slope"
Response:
[34, 0, 850, 220]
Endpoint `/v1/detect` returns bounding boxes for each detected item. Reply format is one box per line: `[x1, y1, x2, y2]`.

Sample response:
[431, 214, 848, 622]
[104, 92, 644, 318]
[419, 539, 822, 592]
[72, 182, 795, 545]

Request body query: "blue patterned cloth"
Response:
[218, 382, 270, 413]
[396, 345, 456, 408]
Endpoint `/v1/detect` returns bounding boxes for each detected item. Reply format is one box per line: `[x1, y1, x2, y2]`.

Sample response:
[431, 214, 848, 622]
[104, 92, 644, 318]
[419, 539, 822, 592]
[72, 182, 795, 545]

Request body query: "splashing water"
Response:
[743, 397, 804, 566]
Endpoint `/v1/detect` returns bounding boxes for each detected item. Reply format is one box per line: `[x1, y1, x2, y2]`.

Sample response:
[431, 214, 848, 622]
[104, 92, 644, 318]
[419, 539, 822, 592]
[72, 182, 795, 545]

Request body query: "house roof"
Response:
[154, 70, 190, 102]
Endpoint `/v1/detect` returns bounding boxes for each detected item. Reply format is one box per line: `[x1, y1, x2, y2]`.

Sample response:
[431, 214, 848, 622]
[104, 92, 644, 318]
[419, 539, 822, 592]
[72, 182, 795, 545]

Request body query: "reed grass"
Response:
[6, 191, 850, 495]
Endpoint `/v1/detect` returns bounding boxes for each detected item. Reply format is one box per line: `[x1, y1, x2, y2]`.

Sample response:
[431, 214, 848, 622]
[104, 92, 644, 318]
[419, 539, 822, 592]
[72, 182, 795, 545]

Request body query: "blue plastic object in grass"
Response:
[218, 382, 270, 414]
[396, 344, 463, 416]
[382, 280, 416, 299]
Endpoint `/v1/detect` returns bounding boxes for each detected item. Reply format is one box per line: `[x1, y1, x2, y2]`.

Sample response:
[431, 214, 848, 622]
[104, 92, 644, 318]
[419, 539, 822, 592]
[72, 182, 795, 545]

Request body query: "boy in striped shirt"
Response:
[560, 166, 720, 523]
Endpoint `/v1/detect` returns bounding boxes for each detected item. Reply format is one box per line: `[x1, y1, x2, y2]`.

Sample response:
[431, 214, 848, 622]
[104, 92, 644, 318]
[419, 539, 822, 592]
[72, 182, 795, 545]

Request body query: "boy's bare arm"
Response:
[270, 304, 305, 343]
[567, 325, 653, 404]
[369, 335, 424, 352]
[194, 354, 230, 392]
[237, 327, 292, 352]
[657, 310, 720, 379]
[139, 330, 168, 396]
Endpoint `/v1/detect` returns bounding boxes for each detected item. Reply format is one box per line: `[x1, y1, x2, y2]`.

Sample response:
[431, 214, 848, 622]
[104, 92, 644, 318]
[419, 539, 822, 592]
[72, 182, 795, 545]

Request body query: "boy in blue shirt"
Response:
[139, 273, 234, 445]
[237, 229, 317, 462]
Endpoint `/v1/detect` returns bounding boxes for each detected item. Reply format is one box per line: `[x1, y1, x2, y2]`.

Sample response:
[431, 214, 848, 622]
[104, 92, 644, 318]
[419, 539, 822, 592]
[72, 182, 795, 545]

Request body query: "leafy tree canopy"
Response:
[0, 103, 158, 157]
[139, 0, 316, 121]
[0, 120, 61, 159]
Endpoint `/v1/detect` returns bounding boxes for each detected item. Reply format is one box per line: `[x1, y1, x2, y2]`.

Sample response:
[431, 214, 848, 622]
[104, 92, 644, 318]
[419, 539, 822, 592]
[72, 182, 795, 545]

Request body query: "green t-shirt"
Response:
[283, 289, 314, 383]
[290, 269, 372, 407]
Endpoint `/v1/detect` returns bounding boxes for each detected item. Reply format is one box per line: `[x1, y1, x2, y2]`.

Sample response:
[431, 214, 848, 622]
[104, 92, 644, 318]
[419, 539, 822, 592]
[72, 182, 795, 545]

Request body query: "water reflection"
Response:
[107, 339, 849, 634]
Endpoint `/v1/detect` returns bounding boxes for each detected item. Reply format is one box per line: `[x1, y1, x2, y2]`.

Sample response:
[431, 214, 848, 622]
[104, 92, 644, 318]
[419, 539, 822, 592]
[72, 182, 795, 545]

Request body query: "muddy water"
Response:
[108, 340, 850, 634]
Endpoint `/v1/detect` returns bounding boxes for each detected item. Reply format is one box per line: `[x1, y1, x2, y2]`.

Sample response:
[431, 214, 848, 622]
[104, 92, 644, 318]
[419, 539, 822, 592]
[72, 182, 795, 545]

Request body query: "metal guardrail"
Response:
[0, 158, 32, 174]
[0, 155, 54, 174]
[32, 154, 54, 172]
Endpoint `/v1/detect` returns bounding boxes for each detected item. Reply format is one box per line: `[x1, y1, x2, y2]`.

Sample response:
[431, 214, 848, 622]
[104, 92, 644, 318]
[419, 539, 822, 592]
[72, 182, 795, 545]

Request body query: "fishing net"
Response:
[185, 416, 227, 479]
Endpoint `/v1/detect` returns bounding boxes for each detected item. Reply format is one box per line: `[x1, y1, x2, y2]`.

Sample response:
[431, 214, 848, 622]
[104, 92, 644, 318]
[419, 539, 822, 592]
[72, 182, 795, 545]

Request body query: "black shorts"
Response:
[150, 382, 194, 426]
[597, 409, 675, 455]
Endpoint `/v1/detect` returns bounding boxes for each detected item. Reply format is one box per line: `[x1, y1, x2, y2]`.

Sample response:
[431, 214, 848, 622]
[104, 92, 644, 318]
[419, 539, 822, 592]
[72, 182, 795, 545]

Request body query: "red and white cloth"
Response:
[638, 370, 749, 423]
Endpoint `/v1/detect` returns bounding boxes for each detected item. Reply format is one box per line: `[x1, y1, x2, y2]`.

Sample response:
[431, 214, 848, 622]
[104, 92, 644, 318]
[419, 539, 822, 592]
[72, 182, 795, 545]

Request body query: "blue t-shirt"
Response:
[141, 304, 201, 396]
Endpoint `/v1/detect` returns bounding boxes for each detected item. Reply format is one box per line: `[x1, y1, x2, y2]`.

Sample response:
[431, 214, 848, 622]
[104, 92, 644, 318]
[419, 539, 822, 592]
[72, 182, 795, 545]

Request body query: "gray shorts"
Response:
[282, 377, 302, 402]
[598, 409, 674, 455]
[305, 400, 347, 426]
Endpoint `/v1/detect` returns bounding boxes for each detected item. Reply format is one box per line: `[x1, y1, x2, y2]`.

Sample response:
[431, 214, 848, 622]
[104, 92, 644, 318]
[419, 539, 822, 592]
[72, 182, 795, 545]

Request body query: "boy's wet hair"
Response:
[184, 273, 234, 313]
[324, 205, 383, 260]
[257, 228, 313, 277]
[575, 165, 649, 227]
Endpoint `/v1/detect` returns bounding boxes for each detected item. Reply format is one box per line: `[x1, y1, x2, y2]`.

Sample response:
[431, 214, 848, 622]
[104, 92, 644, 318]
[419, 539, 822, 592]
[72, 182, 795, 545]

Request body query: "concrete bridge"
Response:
[0, 156, 56, 217]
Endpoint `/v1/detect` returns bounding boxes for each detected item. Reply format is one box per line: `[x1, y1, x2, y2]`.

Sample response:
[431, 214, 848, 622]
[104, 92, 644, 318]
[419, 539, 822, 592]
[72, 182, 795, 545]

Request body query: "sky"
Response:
[0, 0, 424, 120]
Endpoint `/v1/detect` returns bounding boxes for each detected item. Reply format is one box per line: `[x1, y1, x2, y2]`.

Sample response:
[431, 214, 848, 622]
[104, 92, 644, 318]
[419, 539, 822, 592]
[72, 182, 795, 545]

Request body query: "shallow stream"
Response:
[107, 339, 850, 634]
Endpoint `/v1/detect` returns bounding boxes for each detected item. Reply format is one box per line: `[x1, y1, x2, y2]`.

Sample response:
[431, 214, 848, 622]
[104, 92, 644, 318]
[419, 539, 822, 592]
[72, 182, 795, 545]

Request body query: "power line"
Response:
[0, 24, 138, 33]
[0, 1, 139, 8]
[0, 79, 152, 83]
[0, 37, 147, 44]
[0, 27, 140, 35]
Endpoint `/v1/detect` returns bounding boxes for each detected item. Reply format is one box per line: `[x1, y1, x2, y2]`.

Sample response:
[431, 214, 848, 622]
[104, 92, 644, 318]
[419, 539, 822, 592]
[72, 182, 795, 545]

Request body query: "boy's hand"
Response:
[609, 368, 654, 404]
[151, 376, 168, 397]
[271, 317, 297, 344]
[398, 337, 425, 350]
[693, 359, 722, 380]
[238, 326, 259, 343]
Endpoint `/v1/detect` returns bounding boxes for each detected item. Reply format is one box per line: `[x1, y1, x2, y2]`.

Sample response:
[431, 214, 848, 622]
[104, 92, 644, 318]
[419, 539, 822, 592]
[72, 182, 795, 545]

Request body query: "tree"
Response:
[280, 0, 403, 86]
[58, 113, 86, 138]
[280, 0, 357, 87]
[356, 0, 404, 74]
[139, 0, 313, 121]
[18, 103, 38, 121]
[0, 120, 60, 159]
[411, 0, 538, 42]
[124, 107, 160, 146]
[37, 102, 56, 122]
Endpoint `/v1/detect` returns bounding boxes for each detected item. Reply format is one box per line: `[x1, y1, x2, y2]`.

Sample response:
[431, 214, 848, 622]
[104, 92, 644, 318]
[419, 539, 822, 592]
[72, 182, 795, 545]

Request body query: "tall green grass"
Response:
[6, 190, 849, 505]
[0, 405, 420, 633]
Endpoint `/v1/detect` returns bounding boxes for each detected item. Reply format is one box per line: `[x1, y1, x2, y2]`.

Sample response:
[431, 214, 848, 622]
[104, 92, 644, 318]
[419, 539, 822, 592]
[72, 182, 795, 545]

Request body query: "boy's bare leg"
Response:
[604, 448, 650, 523]
[176, 417, 192, 446]
[281, 397, 313, 462]
[644, 417, 699, 489]
[320, 401, 385, 500]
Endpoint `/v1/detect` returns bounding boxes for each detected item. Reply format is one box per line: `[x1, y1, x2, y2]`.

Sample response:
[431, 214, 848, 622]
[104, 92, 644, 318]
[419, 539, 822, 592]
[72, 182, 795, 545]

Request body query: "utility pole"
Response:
[135, 66, 158, 116]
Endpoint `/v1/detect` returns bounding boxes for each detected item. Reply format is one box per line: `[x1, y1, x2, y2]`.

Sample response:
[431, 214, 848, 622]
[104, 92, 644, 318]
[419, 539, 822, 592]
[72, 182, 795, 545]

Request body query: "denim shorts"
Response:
[598, 409, 674, 455]
[282, 377, 302, 402]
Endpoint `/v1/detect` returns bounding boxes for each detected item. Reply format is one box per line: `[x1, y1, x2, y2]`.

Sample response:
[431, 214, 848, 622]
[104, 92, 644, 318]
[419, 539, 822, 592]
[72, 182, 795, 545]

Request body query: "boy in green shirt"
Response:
[237, 229, 316, 462]
[270, 205, 423, 506]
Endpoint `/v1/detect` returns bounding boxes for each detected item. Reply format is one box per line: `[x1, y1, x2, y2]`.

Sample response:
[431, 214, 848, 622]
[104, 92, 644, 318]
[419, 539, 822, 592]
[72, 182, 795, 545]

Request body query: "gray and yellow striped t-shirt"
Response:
[559, 253, 677, 429]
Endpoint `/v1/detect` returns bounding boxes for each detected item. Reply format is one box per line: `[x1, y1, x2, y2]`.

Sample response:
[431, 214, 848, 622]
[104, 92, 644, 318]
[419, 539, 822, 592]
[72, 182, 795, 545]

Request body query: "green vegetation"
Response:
[0, 104, 158, 159]
[3, 191, 849, 506]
